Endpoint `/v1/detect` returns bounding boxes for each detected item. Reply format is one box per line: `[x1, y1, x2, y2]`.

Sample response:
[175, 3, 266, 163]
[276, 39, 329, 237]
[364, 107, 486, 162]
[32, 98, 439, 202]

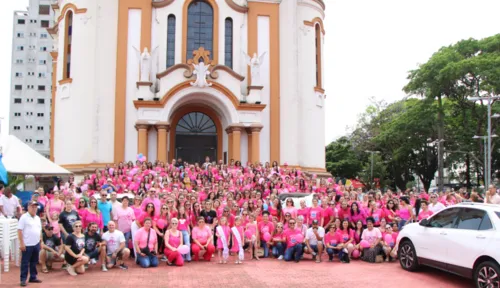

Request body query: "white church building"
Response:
[48, 0, 327, 173]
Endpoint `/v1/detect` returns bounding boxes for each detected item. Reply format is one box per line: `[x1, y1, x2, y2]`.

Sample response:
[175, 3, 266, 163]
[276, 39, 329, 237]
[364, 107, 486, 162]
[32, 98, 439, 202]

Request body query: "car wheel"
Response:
[475, 261, 500, 288]
[398, 240, 419, 271]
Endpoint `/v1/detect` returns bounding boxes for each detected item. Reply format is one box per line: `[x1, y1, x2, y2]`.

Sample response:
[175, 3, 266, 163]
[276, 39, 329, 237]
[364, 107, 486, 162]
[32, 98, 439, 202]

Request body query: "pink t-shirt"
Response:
[418, 210, 433, 221]
[82, 210, 104, 229]
[336, 229, 354, 243]
[361, 228, 382, 245]
[113, 206, 135, 233]
[309, 207, 323, 223]
[192, 225, 212, 243]
[324, 231, 339, 247]
[135, 227, 157, 251]
[257, 221, 275, 241]
[282, 206, 297, 219]
[297, 207, 309, 223]
[284, 228, 302, 248]
[178, 218, 189, 231]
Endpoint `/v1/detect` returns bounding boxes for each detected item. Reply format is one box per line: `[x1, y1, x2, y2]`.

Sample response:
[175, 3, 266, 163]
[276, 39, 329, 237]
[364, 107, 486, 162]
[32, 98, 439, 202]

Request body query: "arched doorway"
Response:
[174, 111, 217, 164]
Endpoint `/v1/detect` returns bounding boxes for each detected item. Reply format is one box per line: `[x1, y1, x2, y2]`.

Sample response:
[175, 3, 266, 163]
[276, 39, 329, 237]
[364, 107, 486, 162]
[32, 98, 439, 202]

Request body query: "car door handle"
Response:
[477, 235, 486, 239]
[440, 232, 447, 235]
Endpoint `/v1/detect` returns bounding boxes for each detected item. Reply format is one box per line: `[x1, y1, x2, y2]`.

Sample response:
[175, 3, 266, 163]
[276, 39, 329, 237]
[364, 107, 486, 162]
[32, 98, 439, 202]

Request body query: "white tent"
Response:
[0, 134, 71, 175]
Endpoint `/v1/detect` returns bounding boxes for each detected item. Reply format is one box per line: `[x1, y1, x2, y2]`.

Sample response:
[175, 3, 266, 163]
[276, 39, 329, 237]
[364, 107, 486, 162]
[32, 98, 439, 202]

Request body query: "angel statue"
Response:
[190, 62, 212, 88]
[133, 47, 159, 82]
[243, 51, 267, 86]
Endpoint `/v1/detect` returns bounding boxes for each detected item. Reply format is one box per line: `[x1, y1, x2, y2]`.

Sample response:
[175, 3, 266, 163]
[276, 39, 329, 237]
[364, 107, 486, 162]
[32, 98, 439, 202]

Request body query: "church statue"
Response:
[243, 51, 267, 86]
[190, 62, 212, 88]
[133, 47, 159, 82]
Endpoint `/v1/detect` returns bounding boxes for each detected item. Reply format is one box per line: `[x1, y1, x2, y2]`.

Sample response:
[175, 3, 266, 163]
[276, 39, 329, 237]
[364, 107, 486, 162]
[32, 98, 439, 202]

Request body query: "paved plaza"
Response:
[1, 259, 470, 287]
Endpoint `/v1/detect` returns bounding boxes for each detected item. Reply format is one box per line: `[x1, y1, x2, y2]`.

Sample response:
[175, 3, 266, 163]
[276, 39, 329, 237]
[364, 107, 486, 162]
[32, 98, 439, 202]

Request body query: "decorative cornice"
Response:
[225, 124, 245, 134]
[155, 122, 171, 131]
[209, 65, 245, 82]
[136, 81, 153, 89]
[133, 80, 266, 112]
[304, 17, 325, 35]
[56, 3, 88, 26]
[152, 0, 175, 8]
[247, 85, 263, 94]
[225, 0, 248, 13]
[47, 25, 59, 36]
[246, 123, 264, 133]
[58, 78, 73, 85]
[51, 3, 60, 11]
[312, 0, 325, 11]
[314, 87, 325, 94]
[157, 63, 193, 79]
[135, 121, 152, 130]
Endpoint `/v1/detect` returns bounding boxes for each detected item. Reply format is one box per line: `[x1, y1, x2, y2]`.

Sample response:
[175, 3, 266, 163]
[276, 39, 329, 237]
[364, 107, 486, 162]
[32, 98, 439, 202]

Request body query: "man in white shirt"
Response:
[0, 187, 22, 218]
[109, 191, 121, 218]
[18, 201, 43, 286]
[428, 193, 446, 213]
[102, 221, 130, 270]
[303, 220, 325, 263]
[484, 185, 500, 204]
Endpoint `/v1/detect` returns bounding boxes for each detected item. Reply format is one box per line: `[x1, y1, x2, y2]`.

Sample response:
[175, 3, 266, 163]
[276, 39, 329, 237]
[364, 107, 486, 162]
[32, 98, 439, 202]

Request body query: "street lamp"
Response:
[469, 96, 500, 188]
[365, 150, 380, 187]
[428, 139, 446, 192]
[474, 135, 498, 187]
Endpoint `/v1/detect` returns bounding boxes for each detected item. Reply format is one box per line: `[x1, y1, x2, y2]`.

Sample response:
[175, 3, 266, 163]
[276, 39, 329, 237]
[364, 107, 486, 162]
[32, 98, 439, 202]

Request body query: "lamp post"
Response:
[428, 139, 446, 192]
[469, 96, 500, 188]
[365, 150, 380, 187]
[474, 135, 498, 187]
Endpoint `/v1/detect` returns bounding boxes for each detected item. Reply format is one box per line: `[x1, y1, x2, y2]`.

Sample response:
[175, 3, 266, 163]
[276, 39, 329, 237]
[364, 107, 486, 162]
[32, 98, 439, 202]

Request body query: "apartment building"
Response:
[9, 0, 54, 158]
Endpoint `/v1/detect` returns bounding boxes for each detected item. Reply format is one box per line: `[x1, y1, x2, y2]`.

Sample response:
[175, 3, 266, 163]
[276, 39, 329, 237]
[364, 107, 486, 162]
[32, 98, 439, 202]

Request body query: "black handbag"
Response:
[140, 229, 152, 256]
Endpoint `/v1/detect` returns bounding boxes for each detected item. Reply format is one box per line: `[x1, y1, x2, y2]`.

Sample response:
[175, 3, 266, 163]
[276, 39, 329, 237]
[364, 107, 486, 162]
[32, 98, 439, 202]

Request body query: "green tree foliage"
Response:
[325, 137, 362, 179]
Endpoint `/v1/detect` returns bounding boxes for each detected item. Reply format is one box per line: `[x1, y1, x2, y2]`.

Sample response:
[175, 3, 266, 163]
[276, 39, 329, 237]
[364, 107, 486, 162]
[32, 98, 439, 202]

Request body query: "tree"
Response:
[1, 173, 25, 193]
[325, 137, 362, 179]
[358, 153, 387, 190]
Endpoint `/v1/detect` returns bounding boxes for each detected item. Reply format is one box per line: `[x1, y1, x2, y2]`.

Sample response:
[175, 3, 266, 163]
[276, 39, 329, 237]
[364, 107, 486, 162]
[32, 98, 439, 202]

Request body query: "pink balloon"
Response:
[385, 234, 395, 247]
[109, 168, 114, 175]
[263, 232, 271, 242]
[156, 218, 166, 229]
[178, 245, 190, 255]
[245, 230, 253, 239]
[295, 234, 304, 244]
[360, 240, 371, 248]
[129, 168, 138, 176]
[352, 249, 360, 258]
[141, 156, 147, 162]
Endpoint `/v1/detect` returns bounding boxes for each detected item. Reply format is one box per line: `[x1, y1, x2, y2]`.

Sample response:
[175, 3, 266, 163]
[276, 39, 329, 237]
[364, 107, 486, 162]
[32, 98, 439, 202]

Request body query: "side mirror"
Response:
[419, 219, 429, 227]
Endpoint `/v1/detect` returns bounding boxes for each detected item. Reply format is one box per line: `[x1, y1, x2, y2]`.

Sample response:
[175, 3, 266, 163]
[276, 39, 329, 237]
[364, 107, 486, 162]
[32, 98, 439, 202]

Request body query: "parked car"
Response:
[396, 202, 500, 288]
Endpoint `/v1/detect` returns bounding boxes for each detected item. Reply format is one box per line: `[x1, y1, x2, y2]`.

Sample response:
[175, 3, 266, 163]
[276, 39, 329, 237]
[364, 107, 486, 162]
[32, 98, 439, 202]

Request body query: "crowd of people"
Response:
[1, 157, 497, 286]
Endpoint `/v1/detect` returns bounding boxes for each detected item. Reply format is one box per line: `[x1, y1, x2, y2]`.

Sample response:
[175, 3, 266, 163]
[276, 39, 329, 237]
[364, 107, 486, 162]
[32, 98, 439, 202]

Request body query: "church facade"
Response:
[49, 0, 327, 173]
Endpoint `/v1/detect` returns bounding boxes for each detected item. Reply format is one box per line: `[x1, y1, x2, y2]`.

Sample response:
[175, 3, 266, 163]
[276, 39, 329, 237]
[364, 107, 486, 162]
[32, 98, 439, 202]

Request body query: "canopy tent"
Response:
[0, 134, 71, 175]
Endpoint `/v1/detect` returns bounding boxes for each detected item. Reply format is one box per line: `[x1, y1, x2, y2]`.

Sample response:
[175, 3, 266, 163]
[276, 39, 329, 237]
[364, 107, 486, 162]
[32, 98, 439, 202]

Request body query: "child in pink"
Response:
[231, 217, 244, 260]
[216, 217, 231, 264]
[245, 214, 259, 260]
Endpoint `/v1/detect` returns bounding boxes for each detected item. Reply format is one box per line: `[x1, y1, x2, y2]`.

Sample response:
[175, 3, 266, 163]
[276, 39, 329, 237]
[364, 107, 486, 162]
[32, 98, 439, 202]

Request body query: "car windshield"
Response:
[495, 212, 500, 219]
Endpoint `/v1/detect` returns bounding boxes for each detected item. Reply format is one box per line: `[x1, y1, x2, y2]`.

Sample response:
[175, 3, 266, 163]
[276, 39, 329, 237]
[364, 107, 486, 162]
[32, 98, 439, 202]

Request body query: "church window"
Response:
[224, 18, 233, 69]
[167, 15, 176, 68]
[63, 11, 73, 79]
[186, 1, 213, 61]
[315, 24, 322, 89]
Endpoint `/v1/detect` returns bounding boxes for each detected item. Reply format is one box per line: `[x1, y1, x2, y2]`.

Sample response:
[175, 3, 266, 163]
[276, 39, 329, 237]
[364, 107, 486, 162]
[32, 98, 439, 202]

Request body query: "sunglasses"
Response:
[162, 208, 168, 210]
[289, 222, 296, 225]
[172, 222, 178, 225]
[74, 225, 82, 228]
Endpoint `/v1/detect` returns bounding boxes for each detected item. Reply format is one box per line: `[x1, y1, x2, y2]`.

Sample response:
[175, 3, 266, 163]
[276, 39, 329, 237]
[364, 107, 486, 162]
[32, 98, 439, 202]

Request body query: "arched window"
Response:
[224, 17, 233, 68]
[186, 1, 213, 61]
[167, 14, 176, 68]
[176, 112, 216, 135]
[63, 11, 73, 79]
[315, 24, 322, 89]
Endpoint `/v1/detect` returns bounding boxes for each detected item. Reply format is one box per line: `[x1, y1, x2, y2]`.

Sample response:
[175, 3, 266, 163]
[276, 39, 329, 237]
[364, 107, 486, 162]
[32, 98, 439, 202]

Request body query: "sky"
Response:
[1, 0, 500, 144]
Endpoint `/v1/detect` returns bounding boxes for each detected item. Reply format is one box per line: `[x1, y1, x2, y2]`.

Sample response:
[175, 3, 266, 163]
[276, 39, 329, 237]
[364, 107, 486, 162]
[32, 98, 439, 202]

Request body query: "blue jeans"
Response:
[136, 254, 159, 268]
[272, 242, 285, 257]
[260, 240, 269, 258]
[398, 219, 407, 231]
[326, 247, 344, 261]
[181, 230, 191, 261]
[20, 242, 41, 282]
[284, 244, 303, 262]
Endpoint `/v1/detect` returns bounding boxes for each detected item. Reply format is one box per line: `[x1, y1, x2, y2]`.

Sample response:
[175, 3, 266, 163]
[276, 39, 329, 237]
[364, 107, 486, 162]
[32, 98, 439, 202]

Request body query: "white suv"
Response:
[397, 202, 500, 288]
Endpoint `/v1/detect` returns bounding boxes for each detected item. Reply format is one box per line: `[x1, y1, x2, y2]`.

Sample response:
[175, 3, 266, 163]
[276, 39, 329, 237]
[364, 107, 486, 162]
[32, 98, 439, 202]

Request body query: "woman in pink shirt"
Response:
[368, 200, 385, 227]
[308, 198, 323, 226]
[134, 218, 159, 268]
[46, 191, 64, 218]
[360, 217, 383, 263]
[164, 218, 184, 266]
[131, 197, 143, 219]
[325, 224, 342, 261]
[113, 196, 135, 249]
[191, 217, 215, 261]
[269, 222, 285, 259]
[417, 200, 433, 221]
[349, 202, 366, 228]
[153, 204, 170, 261]
[81, 198, 103, 231]
[297, 200, 309, 224]
[282, 198, 297, 219]
[337, 220, 355, 259]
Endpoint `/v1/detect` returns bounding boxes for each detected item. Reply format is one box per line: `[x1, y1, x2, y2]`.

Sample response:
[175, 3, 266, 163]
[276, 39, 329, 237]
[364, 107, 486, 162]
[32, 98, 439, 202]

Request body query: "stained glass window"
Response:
[186, 1, 213, 61]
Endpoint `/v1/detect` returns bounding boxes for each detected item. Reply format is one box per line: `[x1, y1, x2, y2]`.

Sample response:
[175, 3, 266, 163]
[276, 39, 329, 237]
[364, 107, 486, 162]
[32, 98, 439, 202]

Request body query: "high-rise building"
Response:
[9, 0, 54, 158]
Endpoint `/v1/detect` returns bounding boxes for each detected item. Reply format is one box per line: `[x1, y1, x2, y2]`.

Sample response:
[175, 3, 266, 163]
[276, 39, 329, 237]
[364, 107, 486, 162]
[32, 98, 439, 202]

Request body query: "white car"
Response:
[396, 202, 500, 288]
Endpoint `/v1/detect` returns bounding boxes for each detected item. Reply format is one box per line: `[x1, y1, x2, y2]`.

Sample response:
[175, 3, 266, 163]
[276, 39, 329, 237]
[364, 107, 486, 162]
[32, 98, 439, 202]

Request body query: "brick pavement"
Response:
[1, 257, 471, 288]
